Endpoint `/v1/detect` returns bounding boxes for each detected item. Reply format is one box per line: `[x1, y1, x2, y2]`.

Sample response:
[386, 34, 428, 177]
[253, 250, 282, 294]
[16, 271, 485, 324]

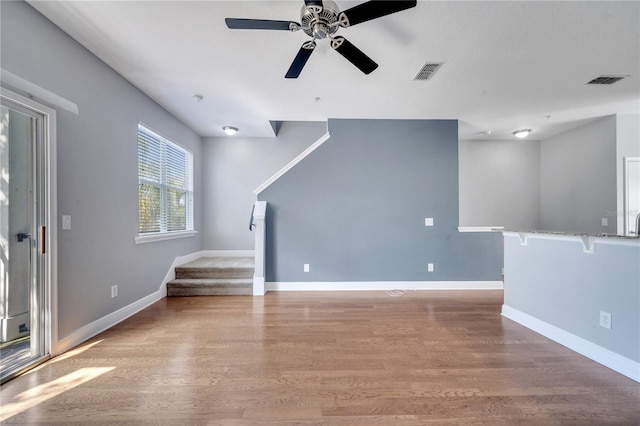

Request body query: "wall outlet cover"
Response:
[599, 311, 612, 329]
[303, 264, 310, 273]
[428, 263, 434, 272]
[425, 218, 434, 227]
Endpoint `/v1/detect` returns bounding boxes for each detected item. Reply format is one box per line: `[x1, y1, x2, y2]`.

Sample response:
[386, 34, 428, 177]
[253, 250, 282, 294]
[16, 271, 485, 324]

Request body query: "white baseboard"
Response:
[502, 305, 640, 382]
[56, 290, 162, 354]
[267, 281, 503, 292]
[200, 250, 255, 257]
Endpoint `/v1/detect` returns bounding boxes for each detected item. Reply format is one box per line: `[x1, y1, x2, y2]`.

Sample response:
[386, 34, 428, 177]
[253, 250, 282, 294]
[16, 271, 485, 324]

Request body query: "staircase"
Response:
[167, 257, 254, 296]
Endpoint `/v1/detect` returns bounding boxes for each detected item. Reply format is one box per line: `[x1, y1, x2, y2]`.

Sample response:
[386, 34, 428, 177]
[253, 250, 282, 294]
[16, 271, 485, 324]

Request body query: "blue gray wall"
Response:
[259, 119, 502, 283]
[1, 1, 202, 338]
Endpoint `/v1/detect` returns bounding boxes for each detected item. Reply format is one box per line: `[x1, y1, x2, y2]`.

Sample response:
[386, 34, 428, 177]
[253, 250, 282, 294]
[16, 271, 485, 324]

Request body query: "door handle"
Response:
[17, 232, 32, 242]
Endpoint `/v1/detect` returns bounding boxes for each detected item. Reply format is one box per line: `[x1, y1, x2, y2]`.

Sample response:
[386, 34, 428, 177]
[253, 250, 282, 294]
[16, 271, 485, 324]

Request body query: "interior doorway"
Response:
[0, 88, 57, 383]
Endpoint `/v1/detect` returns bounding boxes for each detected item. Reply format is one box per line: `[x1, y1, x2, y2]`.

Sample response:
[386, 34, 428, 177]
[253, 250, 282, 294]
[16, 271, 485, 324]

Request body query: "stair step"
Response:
[167, 278, 253, 297]
[175, 257, 254, 279]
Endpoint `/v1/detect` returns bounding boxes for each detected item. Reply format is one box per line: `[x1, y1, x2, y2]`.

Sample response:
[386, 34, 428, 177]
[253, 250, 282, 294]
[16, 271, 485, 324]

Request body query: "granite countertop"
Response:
[501, 229, 640, 240]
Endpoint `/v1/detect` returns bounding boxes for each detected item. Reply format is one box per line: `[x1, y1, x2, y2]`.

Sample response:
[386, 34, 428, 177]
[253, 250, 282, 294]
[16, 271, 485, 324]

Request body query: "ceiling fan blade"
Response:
[338, 1, 417, 27]
[285, 41, 316, 79]
[304, 0, 324, 7]
[330, 37, 378, 75]
[225, 18, 298, 31]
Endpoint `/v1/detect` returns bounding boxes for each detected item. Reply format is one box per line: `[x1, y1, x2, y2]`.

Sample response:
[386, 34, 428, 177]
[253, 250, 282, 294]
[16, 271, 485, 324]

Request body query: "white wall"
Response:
[1, 2, 203, 339]
[615, 115, 640, 234]
[202, 121, 326, 250]
[540, 116, 617, 234]
[459, 139, 540, 229]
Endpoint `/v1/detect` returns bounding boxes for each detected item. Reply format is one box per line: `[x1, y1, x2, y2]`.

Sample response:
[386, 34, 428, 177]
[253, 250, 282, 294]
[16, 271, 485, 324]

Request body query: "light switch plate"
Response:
[601, 218, 608, 227]
[303, 264, 310, 273]
[62, 215, 71, 230]
[428, 263, 434, 272]
[425, 218, 434, 227]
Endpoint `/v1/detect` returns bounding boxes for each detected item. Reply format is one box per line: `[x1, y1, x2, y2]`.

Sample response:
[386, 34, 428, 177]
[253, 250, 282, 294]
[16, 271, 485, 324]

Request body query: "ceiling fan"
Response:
[225, 0, 417, 79]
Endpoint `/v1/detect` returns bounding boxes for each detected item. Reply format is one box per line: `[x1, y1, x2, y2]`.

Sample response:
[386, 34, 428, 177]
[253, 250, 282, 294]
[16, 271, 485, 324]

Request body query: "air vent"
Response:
[413, 62, 443, 81]
[587, 75, 625, 85]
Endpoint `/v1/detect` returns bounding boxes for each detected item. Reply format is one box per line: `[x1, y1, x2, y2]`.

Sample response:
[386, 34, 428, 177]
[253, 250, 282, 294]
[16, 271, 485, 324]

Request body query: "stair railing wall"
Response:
[252, 201, 267, 295]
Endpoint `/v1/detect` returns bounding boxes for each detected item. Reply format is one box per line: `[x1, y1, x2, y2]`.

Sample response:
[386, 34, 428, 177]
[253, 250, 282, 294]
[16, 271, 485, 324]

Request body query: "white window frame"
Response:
[135, 123, 196, 244]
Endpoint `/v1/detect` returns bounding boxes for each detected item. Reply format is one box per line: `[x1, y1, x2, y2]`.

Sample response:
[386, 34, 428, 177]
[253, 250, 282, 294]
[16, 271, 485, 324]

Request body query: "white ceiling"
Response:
[27, 0, 640, 140]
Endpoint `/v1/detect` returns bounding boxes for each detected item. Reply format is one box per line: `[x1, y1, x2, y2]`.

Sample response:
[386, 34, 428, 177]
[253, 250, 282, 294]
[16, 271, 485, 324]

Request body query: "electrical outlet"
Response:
[111, 285, 118, 298]
[601, 217, 608, 227]
[425, 218, 434, 227]
[303, 264, 310, 273]
[428, 263, 434, 272]
[599, 311, 611, 329]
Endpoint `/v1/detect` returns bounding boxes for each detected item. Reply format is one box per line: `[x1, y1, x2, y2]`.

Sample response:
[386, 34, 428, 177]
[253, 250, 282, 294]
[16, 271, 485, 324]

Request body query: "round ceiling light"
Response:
[513, 129, 531, 139]
[223, 126, 238, 136]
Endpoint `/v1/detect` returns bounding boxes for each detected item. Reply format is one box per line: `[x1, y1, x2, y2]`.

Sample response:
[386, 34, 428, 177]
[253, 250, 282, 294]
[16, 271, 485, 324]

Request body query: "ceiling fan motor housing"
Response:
[300, 0, 340, 39]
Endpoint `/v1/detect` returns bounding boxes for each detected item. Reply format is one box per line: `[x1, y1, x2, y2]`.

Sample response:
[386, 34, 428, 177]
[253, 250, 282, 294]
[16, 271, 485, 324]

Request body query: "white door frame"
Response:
[624, 157, 640, 236]
[1, 87, 58, 365]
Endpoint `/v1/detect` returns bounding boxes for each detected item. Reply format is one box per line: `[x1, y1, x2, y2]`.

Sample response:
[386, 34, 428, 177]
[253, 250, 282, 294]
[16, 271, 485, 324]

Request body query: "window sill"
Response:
[135, 230, 197, 245]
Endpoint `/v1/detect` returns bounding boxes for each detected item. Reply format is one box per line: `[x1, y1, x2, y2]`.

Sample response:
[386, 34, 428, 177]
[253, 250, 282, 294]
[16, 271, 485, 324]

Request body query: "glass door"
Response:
[0, 97, 48, 383]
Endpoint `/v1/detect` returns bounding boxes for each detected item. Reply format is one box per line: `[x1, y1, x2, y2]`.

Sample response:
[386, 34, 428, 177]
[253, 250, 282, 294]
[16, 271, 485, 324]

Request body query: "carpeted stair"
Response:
[167, 257, 254, 296]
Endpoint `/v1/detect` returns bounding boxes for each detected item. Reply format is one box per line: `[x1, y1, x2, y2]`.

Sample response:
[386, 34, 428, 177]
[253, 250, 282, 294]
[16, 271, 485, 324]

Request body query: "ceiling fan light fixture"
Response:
[223, 126, 238, 136]
[513, 129, 531, 139]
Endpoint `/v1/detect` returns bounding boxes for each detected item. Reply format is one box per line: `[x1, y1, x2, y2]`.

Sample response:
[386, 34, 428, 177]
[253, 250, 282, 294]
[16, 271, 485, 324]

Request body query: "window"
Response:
[137, 124, 193, 239]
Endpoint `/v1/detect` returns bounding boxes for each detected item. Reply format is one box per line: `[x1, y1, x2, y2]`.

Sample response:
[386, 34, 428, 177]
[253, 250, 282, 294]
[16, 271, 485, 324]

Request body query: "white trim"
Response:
[254, 132, 331, 194]
[1, 88, 59, 358]
[1, 68, 79, 114]
[502, 305, 640, 382]
[56, 290, 162, 354]
[253, 276, 266, 296]
[134, 230, 197, 244]
[457, 226, 504, 232]
[624, 157, 640, 236]
[199, 249, 255, 257]
[267, 281, 503, 292]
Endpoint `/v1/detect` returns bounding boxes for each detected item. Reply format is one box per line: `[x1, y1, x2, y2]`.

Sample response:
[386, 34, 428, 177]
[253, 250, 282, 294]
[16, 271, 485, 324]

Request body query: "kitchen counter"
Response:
[502, 229, 639, 240]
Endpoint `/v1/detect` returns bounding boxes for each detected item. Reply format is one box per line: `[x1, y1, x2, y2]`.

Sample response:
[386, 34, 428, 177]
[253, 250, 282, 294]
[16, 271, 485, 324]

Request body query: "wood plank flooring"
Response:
[1, 291, 639, 424]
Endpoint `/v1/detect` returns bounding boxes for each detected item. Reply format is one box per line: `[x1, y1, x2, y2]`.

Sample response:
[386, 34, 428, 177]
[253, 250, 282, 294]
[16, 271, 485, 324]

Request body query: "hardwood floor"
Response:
[1, 291, 639, 424]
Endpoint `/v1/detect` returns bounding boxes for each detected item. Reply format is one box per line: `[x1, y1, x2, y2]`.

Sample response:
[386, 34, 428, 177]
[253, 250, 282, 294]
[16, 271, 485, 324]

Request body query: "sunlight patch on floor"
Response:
[0, 366, 114, 421]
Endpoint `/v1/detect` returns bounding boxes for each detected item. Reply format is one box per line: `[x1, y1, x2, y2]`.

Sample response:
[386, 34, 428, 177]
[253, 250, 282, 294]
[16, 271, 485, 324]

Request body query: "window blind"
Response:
[137, 124, 193, 234]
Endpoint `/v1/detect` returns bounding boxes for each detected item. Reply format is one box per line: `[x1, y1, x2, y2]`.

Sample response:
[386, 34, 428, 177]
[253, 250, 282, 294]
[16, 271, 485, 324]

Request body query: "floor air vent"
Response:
[587, 75, 625, 85]
[413, 62, 443, 81]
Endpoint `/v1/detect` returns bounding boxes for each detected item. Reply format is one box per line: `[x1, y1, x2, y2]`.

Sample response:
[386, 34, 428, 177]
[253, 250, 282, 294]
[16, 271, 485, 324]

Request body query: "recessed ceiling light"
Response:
[223, 126, 238, 136]
[513, 129, 531, 139]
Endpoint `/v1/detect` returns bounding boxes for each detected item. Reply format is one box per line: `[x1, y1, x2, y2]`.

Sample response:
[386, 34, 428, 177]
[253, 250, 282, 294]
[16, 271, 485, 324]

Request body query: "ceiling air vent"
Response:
[413, 62, 443, 81]
[587, 75, 625, 85]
